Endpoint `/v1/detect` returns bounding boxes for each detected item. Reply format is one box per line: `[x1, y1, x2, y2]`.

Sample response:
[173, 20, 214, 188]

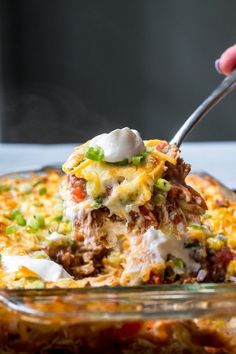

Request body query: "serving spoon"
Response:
[170, 69, 236, 147]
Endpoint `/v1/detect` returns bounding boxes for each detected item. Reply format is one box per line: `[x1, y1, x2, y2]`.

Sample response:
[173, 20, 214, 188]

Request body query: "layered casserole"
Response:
[1, 127, 236, 353]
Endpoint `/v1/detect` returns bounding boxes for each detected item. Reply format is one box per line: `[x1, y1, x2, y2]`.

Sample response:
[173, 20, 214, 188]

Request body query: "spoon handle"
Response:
[170, 69, 236, 147]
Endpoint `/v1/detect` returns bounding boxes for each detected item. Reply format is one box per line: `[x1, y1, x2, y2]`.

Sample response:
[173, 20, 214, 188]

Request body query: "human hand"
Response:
[215, 44, 236, 75]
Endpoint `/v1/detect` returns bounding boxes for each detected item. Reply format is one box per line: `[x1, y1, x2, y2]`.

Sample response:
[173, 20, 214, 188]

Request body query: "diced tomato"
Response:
[149, 272, 163, 284]
[146, 320, 156, 331]
[156, 142, 168, 151]
[72, 187, 86, 202]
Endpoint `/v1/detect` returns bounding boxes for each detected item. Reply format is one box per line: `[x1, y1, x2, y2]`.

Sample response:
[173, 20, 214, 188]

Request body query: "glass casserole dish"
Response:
[0, 284, 236, 353]
[1, 167, 236, 353]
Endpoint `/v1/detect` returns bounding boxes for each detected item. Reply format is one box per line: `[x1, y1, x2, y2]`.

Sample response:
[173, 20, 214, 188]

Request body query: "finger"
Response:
[218, 44, 236, 75]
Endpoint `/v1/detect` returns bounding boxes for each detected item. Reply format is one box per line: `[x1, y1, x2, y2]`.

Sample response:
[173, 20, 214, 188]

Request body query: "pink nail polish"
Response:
[215, 59, 222, 74]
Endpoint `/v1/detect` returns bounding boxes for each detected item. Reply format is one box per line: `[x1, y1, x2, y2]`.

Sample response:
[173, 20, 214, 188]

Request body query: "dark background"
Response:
[0, 0, 236, 143]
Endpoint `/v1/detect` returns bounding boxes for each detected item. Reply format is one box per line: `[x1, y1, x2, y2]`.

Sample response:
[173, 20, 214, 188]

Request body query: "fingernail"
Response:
[215, 59, 222, 74]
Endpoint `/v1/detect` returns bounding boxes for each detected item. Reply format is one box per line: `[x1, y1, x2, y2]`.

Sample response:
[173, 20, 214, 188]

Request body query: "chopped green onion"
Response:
[27, 215, 45, 233]
[33, 180, 43, 187]
[155, 178, 172, 192]
[131, 150, 148, 166]
[10, 209, 26, 226]
[53, 215, 63, 222]
[0, 184, 11, 193]
[35, 214, 45, 228]
[202, 213, 212, 219]
[174, 258, 185, 270]
[113, 159, 129, 166]
[39, 187, 47, 195]
[27, 216, 40, 233]
[93, 196, 103, 209]
[10, 209, 21, 220]
[189, 224, 205, 231]
[85, 146, 104, 162]
[6, 225, 17, 234]
[131, 155, 143, 166]
[15, 213, 26, 226]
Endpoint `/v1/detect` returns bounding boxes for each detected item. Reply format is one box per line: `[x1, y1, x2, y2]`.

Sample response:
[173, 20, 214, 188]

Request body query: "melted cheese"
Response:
[63, 131, 178, 218]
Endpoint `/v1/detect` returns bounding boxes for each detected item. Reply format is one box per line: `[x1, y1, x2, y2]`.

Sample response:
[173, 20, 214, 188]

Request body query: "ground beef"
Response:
[47, 241, 109, 278]
[206, 247, 235, 282]
[90, 207, 110, 227]
[68, 175, 85, 189]
[164, 158, 191, 183]
[139, 205, 159, 229]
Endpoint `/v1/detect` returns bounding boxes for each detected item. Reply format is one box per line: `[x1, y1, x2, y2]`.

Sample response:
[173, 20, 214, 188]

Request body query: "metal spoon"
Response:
[170, 69, 236, 147]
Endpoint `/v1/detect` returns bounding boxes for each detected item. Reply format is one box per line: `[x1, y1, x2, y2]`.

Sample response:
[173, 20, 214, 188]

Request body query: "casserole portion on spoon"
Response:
[61, 127, 206, 285]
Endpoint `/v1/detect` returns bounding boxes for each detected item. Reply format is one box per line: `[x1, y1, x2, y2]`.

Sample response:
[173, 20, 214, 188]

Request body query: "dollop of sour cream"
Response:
[121, 227, 200, 285]
[89, 127, 145, 163]
[142, 227, 200, 273]
[1, 255, 71, 281]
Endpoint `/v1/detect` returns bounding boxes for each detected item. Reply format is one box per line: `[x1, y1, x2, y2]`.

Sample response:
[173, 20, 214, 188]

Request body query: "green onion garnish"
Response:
[53, 215, 63, 222]
[93, 196, 103, 209]
[10, 209, 21, 220]
[27, 215, 45, 233]
[33, 180, 43, 187]
[10, 209, 26, 226]
[39, 187, 47, 195]
[174, 258, 185, 270]
[202, 213, 212, 218]
[6, 225, 17, 234]
[189, 224, 206, 231]
[131, 155, 143, 166]
[155, 178, 172, 192]
[112, 159, 129, 166]
[0, 185, 11, 193]
[131, 151, 148, 166]
[15, 213, 26, 226]
[35, 214, 45, 228]
[27, 216, 40, 233]
[85, 146, 104, 162]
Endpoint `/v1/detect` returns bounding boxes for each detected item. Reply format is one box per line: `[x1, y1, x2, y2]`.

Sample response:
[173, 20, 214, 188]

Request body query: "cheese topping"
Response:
[62, 128, 179, 220]
[89, 127, 145, 163]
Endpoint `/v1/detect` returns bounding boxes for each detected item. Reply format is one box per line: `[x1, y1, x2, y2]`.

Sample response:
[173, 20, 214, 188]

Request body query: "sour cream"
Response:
[142, 227, 200, 272]
[121, 227, 200, 285]
[89, 127, 145, 163]
[1, 255, 72, 281]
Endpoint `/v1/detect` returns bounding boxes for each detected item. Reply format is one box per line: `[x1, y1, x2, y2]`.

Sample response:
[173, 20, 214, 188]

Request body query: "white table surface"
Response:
[0, 142, 236, 188]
